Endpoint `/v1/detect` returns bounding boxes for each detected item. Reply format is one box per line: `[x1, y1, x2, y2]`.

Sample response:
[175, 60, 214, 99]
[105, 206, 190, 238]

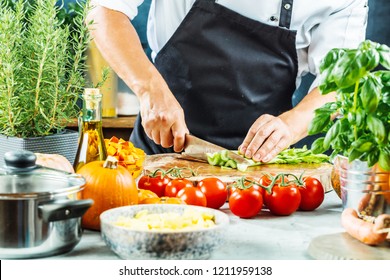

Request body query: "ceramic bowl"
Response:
[100, 204, 229, 260]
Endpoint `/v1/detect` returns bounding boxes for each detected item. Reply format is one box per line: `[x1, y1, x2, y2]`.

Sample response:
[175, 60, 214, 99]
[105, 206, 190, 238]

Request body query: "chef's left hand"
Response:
[239, 87, 336, 162]
[238, 113, 296, 162]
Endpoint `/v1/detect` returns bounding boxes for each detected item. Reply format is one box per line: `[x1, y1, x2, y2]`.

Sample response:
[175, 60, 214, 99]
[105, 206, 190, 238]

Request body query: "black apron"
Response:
[131, 0, 298, 154]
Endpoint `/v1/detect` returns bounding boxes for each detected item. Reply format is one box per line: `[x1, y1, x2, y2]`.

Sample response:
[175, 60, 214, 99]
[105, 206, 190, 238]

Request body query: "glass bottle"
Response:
[73, 88, 107, 172]
[86, 41, 118, 118]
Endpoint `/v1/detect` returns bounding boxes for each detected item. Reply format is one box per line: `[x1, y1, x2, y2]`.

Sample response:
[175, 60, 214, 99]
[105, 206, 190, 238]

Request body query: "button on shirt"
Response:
[94, 0, 368, 90]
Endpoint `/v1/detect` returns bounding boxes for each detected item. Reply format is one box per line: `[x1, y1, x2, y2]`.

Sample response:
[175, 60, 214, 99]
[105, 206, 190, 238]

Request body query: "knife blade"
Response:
[182, 134, 251, 169]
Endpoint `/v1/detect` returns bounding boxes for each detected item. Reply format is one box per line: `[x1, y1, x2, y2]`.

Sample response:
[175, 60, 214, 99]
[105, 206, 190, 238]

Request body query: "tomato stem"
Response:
[230, 176, 273, 194]
[150, 168, 168, 178]
[161, 166, 198, 178]
[231, 172, 305, 195]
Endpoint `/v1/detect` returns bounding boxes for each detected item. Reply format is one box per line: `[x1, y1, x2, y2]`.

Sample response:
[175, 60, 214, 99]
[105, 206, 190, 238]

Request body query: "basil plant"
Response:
[308, 40, 390, 171]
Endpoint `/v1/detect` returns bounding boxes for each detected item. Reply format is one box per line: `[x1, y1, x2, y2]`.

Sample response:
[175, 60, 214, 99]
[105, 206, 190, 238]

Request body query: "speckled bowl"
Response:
[100, 204, 229, 260]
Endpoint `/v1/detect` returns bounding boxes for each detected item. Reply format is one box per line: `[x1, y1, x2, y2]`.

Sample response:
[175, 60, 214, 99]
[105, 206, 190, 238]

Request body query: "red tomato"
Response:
[164, 178, 194, 197]
[264, 183, 301, 216]
[298, 177, 325, 211]
[177, 186, 207, 207]
[197, 177, 228, 209]
[138, 173, 171, 197]
[258, 174, 274, 205]
[228, 186, 263, 219]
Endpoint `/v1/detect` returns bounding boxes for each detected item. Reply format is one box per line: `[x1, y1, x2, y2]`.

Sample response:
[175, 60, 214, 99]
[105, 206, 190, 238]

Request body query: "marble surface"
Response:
[49, 191, 344, 260]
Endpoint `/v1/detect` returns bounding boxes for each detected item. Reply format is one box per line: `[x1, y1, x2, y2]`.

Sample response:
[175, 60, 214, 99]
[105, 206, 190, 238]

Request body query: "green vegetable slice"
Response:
[206, 146, 330, 171]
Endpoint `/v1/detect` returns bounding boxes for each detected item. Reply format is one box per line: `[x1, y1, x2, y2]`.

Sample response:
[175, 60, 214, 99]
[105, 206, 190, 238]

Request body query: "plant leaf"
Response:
[308, 109, 332, 135]
[348, 148, 363, 162]
[310, 137, 326, 154]
[360, 75, 381, 113]
[319, 48, 346, 72]
[359, 48, 380, 72]
[351, 138, 373, 153]
[377, 43, 390, 70]
[367, 149, 380, 167]
[378, 149, 390, 171]
[333, 50, 368, 88]
[323, 120, 340, 150]
[367, 114, 386, 143]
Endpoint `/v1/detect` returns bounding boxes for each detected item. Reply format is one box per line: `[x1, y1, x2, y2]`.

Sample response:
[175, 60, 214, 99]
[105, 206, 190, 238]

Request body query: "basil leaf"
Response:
[340, 118, 352, 133]
[308, 110, 332, 134]
[378, 70, 390, 85]
[333, 50, 368, 88]
[313, 104, 336, 115]
[355, 108, 366, 127]
[347, 112, 356, 125]
[320, 48, 346, 72]
[318, 68, 338, 94]
[311, 137, 326, 154]
[348, 148, 363, 162]
[367, 114, 386, 143]
[367, 149, 380, 167]
[378, 149, 390, 171]
[323, 120, 340, 150]
[359, 40, 379, 51]
[352, 139, 373, 152]
[360, 75, 382, 113]
[378, 44, 390, 70]
[360, 49, 380, 72]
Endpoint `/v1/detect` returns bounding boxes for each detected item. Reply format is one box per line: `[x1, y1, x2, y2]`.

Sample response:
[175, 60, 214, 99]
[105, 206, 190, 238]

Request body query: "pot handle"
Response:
[38, 199, 94, 222]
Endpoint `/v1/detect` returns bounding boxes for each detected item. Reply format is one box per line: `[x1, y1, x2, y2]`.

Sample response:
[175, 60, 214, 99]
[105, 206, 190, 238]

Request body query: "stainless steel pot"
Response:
[0, 150, 92, 259]
[334, 155, 390, 217]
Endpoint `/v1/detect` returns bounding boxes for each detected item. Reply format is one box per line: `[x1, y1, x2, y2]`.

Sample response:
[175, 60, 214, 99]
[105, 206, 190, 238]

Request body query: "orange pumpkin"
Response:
[141, 196, 186, 205]
[35, 153, 74, 173]
[77, 156, 138, 230]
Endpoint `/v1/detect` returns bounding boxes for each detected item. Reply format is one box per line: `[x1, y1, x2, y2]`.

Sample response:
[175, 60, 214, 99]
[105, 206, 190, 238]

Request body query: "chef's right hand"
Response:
[85, 5, 188, 153]
[138, 82, 189, 153]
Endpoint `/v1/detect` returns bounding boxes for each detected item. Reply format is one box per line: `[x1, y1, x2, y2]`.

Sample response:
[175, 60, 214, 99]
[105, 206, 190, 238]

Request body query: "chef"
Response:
[87, 0, 368, 162]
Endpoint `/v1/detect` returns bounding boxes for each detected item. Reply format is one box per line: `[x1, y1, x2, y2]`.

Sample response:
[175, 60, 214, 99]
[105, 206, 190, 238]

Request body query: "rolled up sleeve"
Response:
[93, 0, 144, 20]
[308, 0, 368, 91]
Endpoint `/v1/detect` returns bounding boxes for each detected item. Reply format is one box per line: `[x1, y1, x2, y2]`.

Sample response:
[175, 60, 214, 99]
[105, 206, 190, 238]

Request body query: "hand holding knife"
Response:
[181, 134, 251, 169]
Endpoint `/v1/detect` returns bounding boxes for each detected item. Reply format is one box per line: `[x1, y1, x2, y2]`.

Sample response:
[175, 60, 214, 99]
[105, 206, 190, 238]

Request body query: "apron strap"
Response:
[280, 0, 294, 29]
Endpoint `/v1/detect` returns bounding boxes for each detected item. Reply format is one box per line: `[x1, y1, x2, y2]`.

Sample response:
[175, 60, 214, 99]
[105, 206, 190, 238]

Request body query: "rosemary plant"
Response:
[0, 0, 91, 137]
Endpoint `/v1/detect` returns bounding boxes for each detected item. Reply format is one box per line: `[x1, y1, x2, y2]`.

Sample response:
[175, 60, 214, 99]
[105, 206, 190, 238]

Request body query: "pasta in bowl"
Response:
[100, 204, 229, 260]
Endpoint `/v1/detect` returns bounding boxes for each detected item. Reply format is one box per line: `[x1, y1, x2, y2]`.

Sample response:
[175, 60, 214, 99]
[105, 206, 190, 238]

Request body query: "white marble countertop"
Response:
[49, 190, 344, 260]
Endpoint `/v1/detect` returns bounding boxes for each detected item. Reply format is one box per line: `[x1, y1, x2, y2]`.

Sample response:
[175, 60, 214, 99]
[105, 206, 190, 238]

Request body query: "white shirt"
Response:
[95, 0, 368, 90]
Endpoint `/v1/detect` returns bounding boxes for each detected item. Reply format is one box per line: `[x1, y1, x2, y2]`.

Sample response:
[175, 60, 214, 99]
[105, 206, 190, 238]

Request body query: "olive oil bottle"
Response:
[73, 88, 107, 172]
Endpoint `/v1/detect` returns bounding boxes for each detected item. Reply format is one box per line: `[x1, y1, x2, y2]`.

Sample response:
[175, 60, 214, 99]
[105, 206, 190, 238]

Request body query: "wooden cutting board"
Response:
[308, 232, 390, 260]
[144, 153, 333, 192]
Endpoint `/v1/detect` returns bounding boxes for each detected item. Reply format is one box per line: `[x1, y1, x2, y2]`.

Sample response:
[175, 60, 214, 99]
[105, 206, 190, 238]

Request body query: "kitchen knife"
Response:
[182, 134, 251, 169]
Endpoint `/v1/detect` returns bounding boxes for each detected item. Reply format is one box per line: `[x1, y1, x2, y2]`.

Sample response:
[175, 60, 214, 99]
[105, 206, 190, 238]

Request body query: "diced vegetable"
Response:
[207, 150, 240, 169]
[104, 136, 146, 178]
[267, 146, 330, 164]
[206, 146, 330, 171]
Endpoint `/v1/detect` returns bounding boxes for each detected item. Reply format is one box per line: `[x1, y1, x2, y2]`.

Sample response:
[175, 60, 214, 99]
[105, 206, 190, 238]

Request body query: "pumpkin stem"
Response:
[103, 156, 118, 169]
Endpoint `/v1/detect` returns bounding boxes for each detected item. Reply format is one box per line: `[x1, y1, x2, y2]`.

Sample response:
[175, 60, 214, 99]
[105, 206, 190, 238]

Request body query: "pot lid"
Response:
[0, 150, 85, 199]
